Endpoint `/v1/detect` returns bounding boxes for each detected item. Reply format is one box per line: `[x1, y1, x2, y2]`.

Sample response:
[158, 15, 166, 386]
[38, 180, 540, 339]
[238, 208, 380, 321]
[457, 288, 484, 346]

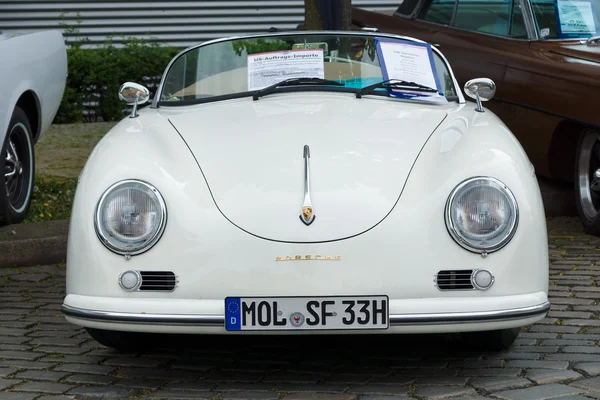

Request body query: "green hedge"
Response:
[55, 24, 180, 123]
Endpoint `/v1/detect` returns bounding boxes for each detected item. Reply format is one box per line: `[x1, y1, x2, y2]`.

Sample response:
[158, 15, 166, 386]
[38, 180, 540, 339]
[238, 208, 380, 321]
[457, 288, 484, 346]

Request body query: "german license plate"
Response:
[225, 295, 389, 331]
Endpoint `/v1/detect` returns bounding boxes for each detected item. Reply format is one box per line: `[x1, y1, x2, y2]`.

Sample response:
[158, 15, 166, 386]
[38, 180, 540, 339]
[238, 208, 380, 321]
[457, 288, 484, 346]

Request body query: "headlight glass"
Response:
[445, 177, 518, 253]
[95, 180, 167, 255]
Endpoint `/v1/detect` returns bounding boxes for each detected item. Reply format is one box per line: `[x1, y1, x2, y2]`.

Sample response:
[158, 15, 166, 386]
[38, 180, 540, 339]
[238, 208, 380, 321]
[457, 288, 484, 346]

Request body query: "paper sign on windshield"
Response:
[556, 0, 597, 37]
[247, 50, 325, 91]
[375, 39, 446, 103]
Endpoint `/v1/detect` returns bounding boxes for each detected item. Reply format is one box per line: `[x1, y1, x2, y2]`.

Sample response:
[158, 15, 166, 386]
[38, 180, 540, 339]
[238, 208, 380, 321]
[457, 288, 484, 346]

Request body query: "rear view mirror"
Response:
[464, 78, 496, 113]
[119, 82, 150, 118]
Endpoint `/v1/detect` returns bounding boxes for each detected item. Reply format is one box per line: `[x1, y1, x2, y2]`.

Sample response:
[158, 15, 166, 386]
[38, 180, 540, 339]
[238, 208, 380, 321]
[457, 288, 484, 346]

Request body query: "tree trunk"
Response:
[304, 0, 324, 30]
[304, 0, 352, 30]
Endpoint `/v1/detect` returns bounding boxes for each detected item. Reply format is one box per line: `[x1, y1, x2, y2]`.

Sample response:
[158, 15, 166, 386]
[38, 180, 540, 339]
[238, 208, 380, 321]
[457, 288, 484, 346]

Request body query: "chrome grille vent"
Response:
[436, 270, 474, 290]
[139, 271, 177, 291]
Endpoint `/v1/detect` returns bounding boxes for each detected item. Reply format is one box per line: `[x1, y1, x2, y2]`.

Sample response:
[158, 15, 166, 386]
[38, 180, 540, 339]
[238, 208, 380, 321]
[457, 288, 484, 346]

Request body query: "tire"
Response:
[460, 327, 521, 351]
[575, 128, 600, 235]
[85, 328, 155, 352]
[0, 106, 35, 226]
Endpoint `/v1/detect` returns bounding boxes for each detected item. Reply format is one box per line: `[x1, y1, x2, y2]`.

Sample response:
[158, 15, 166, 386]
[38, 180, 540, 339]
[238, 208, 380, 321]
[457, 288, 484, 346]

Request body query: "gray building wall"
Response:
[0, 1, 399, 47]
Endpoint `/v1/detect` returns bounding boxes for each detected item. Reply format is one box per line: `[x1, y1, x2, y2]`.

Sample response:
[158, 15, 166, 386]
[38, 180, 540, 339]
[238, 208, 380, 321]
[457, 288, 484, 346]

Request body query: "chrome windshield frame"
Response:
[151, 30, 466, 108]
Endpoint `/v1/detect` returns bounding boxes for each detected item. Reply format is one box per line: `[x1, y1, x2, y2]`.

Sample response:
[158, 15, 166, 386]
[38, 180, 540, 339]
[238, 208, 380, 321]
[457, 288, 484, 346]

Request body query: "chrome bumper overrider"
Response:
[61, 302, 551, 326]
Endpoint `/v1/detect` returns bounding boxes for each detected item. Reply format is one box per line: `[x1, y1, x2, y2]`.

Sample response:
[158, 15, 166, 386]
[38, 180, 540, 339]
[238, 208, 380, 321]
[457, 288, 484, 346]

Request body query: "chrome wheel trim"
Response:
[3, 122, 33, 213]
[578, 130, 600, 220]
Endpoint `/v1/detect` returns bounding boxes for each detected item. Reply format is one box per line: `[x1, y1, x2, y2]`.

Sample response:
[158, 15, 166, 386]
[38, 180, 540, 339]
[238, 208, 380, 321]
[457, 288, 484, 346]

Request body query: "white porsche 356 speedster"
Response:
[62, 31, 549, 352]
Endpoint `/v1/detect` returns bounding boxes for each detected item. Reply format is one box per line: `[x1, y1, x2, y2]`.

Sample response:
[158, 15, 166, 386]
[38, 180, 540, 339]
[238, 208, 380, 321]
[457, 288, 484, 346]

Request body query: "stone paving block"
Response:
[517, 332, 557, 339]
[324, 374, 371, 385]
[117, 367, 201, 381]
[530, 326, 582, 333]
[492, 383, 585, 399]
[282, 395, 358, 400]
[564, 346, 600, 354]
[67, 386, 132, 398]
[564, 320, 600, 327]
[102, 356, 166, 368]
[0, 351, 40, 361]
[13, 381, 75, 394]
[505, 360, 569, 369]
[28, 337, 86, 347]
[32, 345, 89, 355]
[221, 392, 280, 400]
[0, 336, 30, 345]
[471, 376, 532, 392]
[0, 367, 17, 378]
[9, 273, 49, 282]
[413, 385, 477, 399]
[142, 391, 216, 399]
[348, 385, 410, 395]
[38, 354, 106, 364]
[14, 370, 70, 382]
[275, 384, 350, 393]
[115, 378, 168, 389]
[571, 376, 600, 391]
[54, 362, 116, 375]
[513, 338, 538, 346]
[448, 359, 504, 368]
[0, 393, 38, 400]
[562, 334, 600, 340]
[26, 396, 75, 400]
[542, 340, 596, 346]
[0, 360, 58, 370]
[525, 369, 583, 384]
[457, 368, 523, 377]
[558, 397, 600, 400]
[414, 376, 468, 386]
[546, 354, 600, 362]
[64, 373, 117, 385]
[0, 378, 20, 390]
[162, 382, 216, 391]
[574, 362, 600, 376]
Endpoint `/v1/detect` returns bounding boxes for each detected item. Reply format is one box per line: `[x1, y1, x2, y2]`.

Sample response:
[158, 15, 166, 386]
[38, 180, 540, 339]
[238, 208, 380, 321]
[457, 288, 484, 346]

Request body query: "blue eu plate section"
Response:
[225, 297, 242, 331]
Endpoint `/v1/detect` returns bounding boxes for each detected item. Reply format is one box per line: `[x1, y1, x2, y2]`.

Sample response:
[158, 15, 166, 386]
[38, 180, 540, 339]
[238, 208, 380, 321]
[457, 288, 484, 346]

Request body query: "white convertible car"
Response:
[0, 30, 67, 225]
[62, 31, 550, 352]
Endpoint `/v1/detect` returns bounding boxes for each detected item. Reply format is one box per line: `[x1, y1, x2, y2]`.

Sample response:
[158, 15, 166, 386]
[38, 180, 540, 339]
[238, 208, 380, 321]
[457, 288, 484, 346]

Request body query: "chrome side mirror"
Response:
[119, 82, 150, 118]
[464, 78, 496, 113]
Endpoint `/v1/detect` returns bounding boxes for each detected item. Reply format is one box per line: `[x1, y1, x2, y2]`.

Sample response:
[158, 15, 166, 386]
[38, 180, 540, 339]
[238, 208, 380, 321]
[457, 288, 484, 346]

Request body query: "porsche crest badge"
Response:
[300, 145, 315, 226]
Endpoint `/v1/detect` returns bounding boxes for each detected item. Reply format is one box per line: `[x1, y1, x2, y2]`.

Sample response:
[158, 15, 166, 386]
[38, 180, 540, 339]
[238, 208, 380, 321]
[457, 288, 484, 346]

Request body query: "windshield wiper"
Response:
[356, 79, 438, 98]
[253, 77, 345, 100]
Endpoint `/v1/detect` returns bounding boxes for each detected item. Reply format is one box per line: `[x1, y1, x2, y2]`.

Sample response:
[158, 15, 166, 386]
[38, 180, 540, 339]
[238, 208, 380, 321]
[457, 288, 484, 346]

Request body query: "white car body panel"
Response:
[0, 30, 67, 143]
[169, 94, 450, 242]
[64, 90, 549, 334]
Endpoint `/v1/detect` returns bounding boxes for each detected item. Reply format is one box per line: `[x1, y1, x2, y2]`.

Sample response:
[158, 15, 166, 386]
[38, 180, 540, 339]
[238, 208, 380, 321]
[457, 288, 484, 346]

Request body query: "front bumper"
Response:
[62, 292, 550, 334]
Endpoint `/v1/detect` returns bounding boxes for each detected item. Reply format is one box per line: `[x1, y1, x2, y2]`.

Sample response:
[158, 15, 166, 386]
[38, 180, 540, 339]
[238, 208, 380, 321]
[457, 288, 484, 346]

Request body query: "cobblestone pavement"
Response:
[1, 216, 600, 400]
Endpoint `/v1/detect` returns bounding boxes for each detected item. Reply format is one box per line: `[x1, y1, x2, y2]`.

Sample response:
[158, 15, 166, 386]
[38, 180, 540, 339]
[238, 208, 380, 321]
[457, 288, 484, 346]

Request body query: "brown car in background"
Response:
[352, 0, 600, 233]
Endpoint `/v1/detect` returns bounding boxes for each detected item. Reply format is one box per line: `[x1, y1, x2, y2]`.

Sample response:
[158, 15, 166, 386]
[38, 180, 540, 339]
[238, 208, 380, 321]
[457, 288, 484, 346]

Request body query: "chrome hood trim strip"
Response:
[61, 302, 550, 327]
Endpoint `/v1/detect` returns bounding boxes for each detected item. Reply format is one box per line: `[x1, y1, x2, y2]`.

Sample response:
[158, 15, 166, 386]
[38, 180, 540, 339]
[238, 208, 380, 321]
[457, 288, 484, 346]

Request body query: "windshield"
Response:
[158, 33, 457, 105]
[531, 0, 599, 39]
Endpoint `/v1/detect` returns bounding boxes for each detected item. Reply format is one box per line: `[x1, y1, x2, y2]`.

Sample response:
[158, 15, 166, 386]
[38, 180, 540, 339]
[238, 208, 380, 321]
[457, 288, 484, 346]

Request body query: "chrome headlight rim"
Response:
[445, 176, 519, 254]
[94, 179, 167, 256]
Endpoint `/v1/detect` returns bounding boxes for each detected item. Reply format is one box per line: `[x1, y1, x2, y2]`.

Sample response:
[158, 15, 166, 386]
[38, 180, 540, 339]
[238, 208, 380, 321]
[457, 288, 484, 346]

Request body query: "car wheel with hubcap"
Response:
[461, 327, 520, 351]
[575, 128, 600, 235]
[0, 106, 34, 226]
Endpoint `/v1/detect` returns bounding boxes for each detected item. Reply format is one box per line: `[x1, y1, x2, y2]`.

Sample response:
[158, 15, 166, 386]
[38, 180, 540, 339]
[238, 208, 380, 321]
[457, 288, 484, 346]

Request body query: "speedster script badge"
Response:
[300, 145, 315, 226]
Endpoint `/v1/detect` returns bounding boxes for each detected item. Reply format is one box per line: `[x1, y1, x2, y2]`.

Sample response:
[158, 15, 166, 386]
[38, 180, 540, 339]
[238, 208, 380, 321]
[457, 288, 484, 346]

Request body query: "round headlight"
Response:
[95, 180, 167, 255]
[445, 177, 518, 253]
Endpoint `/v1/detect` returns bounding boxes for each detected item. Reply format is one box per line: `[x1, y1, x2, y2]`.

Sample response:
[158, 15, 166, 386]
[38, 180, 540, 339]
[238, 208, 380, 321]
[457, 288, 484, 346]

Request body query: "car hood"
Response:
[168, 94, 449, 243]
